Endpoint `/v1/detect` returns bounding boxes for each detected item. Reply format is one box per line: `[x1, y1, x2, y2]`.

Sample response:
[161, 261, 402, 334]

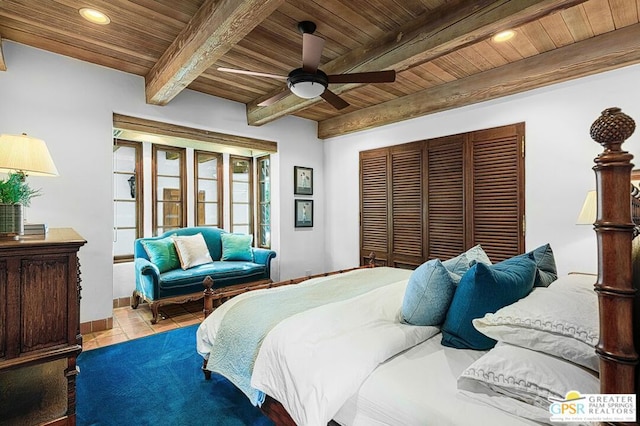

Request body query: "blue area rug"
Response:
[76, 325, 273, 426]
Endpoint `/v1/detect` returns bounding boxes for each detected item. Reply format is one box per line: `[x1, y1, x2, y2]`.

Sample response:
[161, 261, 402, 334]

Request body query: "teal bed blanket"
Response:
[199, 267, 412, 405]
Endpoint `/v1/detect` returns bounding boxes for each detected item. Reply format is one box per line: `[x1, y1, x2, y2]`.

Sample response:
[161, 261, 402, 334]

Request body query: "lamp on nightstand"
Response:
[0, 133, 58, 239]
[576, 190, 597, 225]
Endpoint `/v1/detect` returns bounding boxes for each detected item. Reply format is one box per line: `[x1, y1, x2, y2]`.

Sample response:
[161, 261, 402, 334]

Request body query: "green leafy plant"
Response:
[0, 172, 41, 206]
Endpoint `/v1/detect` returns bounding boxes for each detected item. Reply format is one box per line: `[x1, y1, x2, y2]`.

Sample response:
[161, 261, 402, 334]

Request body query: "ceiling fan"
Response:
[217, 21, 396, 110]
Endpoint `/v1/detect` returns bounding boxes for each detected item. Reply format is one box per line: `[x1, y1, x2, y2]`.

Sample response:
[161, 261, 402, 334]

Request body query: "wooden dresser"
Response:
[0, 228, 86, 426]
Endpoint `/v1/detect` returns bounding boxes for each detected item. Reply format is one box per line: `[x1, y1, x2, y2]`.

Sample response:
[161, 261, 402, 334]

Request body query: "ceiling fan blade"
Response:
[302, 33, 325, 73]
[257, 90, 290, 107]
[217, 67, 288, 80]
[320, 89, 349, 110]
[327, 70, 396, 84]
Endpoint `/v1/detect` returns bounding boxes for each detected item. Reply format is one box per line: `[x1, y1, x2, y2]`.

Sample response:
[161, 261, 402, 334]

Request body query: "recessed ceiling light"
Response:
[79, 8, 111, 25]
[492, 30, 516, 43]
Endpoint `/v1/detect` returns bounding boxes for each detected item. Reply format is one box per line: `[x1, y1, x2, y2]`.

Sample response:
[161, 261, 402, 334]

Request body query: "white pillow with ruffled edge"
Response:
[472, 273, 598, 371]
[458, 343, 599, 425]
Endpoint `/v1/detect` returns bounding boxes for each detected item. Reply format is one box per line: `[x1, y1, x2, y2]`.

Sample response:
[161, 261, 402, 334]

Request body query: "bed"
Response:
[196, 107, 639, 426]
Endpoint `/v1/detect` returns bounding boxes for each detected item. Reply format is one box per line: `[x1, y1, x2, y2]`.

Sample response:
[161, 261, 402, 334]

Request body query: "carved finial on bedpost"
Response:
[589, 107, 638, 396]
[202, 276, 215, 319]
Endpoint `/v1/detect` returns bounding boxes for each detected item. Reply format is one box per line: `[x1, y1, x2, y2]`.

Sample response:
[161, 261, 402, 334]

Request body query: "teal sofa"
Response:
[132, 227, 276, 323]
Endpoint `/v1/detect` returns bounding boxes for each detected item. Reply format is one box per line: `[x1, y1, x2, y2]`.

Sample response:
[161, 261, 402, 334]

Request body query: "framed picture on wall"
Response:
[294, 166, 313, 195]
[295, 199, 313, 227]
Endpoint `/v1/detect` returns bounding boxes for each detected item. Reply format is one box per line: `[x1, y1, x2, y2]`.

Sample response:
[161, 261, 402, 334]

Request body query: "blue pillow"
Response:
[526, 243, 557, 287]
[441, 255, 536, 350]
[220, 233, 254, 261]
[442, 245, 492, 279]
[401, 259, 458, 326]
[141, 236, 180, 273]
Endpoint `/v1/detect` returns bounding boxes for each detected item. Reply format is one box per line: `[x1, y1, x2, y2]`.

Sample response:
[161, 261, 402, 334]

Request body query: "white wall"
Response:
[323, 63, 640, 276]
[0, 41, 325, 322]
[4, 39, 640, 323]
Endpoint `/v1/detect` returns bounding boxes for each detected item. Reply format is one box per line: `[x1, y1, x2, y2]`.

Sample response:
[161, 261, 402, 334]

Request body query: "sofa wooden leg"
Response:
[131, 290, 141, 309]
[150, 302, 160, 324]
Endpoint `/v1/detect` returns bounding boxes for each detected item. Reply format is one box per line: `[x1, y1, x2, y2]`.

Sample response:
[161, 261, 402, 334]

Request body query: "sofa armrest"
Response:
[253, 248, 276, 266]
[135, 257, 161, 300]
[252, 248, 277, 279]
[135, 257, 160, 277]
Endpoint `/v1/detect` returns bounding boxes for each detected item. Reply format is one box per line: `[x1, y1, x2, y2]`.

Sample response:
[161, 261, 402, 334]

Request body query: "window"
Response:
[256, 155, 271, 248]
[195, 151, 222, 228]
[229, 156, 253, 234]
[153, 145, 186, 236]
[113, 140, 142, 262]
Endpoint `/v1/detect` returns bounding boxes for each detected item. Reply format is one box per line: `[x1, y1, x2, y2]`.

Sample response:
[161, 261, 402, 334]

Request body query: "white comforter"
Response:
[251, 277, 439, 426]
[196, 267, 439, 426]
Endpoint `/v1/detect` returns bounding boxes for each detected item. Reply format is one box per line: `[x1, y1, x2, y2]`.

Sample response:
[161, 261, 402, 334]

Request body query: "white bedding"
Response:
[196, 267, 437, 425]
[251, 278, 439, 426]
[197, 267, 593, 426]
[333, 334, 539, 426]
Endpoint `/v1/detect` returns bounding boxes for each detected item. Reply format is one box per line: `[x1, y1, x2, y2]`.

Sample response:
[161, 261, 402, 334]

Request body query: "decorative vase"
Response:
[0, 204, 24, 239]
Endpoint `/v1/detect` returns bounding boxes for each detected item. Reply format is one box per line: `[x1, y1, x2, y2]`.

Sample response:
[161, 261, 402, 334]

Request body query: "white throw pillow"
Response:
[458, 343, 599, 425]
[173, 233, 213, 269]
[472, 273, 599, 371]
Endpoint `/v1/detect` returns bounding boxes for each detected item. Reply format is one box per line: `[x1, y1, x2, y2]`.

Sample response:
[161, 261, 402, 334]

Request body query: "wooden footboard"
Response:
[261, 396, 297, 426]
[202, 252, 377, 320]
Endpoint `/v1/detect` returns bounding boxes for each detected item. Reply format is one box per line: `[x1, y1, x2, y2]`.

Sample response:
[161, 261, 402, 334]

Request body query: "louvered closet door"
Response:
[469, 124, 524, 262]
[359, 123, 524, 269]
[390, 144, 424, 269]
[426, 136, 465, 261]
[360, 149, 389, 266]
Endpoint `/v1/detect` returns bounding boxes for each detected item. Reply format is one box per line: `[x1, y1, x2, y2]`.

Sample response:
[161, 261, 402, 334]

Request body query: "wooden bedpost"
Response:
[589, 107, 638, 395]
[203, 276, 214, 319]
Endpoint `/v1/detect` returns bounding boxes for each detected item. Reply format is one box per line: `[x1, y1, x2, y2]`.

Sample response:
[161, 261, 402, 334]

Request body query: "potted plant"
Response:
[0, 172, 40, 238]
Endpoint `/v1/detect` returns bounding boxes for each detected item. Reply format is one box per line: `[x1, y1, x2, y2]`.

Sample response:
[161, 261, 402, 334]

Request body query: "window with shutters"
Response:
[359, 123, 524, 267]
[113, 140, 143, 262]
[256, 155, 271, 248]
[194, 151, 222, 228]
[152, 145, 186, 236]
[229, 155, 253, 235]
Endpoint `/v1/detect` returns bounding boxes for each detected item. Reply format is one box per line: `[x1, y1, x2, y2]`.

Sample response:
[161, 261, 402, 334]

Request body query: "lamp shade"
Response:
[0, 133, 59, 176]
[576, 190, 597, 224]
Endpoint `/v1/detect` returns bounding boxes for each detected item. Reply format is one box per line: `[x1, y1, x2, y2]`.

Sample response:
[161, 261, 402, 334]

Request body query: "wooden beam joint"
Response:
[145, 0, 284, 106]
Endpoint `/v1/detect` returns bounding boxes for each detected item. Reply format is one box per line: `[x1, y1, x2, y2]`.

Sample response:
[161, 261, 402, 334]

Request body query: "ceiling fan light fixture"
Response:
[287, 68, 328, 99]
[79, 8, 111, 25]
[289, 81, 326, 99]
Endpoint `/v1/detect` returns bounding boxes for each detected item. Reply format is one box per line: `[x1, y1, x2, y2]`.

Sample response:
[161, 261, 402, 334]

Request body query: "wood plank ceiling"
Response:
[1, 0, 639, 138]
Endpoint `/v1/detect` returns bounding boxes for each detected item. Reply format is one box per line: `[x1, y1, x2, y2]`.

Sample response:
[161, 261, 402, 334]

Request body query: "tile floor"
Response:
[82, 301, 205, 351]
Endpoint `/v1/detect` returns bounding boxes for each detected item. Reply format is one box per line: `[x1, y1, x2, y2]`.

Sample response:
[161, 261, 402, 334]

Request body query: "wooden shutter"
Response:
[469, 124, 524, 261]
[390, 144, 424, 268]
[359, 122, 524, 268]
[427, 136, 465, 260]
[360, 150, 389, 265]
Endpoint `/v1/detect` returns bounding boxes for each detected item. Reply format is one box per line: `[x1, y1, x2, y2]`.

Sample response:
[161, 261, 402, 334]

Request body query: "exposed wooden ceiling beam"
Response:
[145, 0, 284, 105]
[0, 37, 6, 71]
[113, 114, 277, 152]
[247, 0, 587, 127]
[318, 22, 640, 139]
